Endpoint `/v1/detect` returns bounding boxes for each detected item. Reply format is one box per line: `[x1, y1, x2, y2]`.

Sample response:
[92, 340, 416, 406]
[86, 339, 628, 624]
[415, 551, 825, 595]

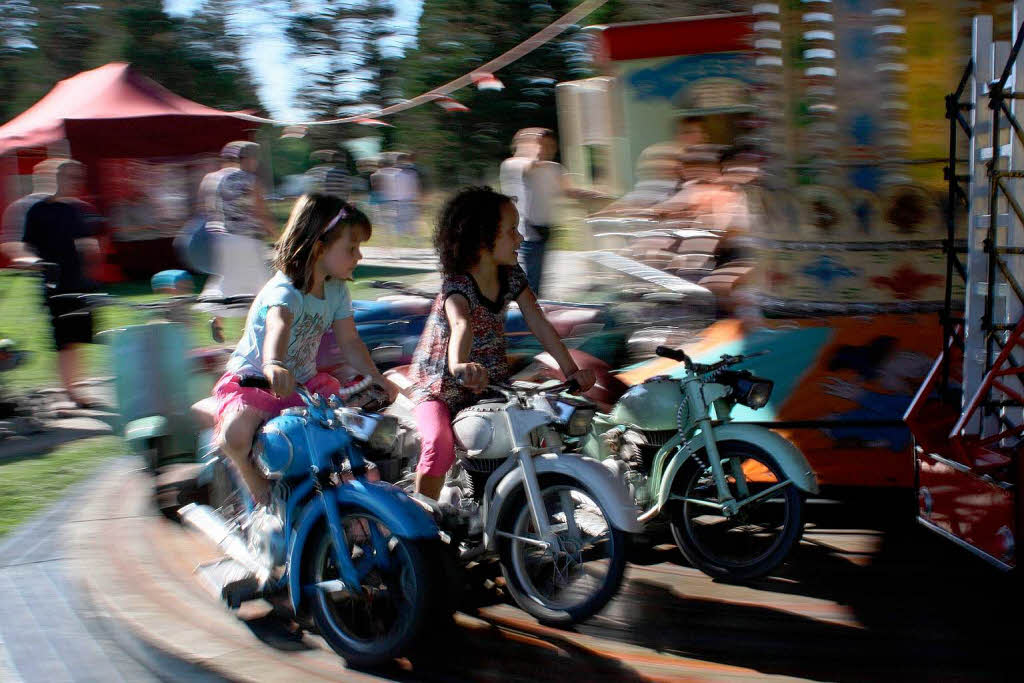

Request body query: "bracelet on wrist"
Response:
[263, 359, 287, 370]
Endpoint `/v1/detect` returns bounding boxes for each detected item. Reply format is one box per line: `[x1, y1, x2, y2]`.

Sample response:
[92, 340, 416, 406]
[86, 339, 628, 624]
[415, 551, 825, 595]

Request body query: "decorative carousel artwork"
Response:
[797, 185, 857, 239]
[879, 183, 944, 239]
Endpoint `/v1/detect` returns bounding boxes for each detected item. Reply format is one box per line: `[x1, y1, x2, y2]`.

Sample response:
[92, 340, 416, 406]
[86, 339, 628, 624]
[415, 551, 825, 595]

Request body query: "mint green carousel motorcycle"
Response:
[579, 346, 819, 580]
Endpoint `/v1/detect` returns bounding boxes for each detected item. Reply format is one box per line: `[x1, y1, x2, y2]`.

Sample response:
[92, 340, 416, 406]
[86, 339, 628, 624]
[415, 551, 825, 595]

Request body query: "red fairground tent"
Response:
[0, 63, 256, 279]
[0, 62, 253, 157]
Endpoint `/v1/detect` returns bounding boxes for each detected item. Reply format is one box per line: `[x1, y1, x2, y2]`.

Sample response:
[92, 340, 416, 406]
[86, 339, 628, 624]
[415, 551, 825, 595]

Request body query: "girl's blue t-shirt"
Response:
[227, 271, 353, 383]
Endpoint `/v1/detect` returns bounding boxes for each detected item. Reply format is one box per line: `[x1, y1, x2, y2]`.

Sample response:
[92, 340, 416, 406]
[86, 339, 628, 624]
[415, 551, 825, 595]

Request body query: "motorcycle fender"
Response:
[654, 423, 819, 514]
[287, 481, 439, 613]
[485, 453, 644, 550]
[123, 416, 169, 449]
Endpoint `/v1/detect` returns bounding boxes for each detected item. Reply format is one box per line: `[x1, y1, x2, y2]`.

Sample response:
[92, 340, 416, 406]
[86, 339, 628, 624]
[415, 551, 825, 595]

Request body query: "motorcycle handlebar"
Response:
[488, 377, 581, 396]
[238, 375, 271, 390]
[238, 376, 321, 409]
[655, 345, 691, 366]
[195, 294, 255, 308]
[657, 346, 770, 374]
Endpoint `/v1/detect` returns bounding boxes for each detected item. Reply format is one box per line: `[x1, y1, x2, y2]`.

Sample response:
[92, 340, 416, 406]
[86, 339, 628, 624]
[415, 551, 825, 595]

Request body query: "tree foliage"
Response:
[285, 0, 403, 153]
[0, 0, 262, 125]
[392, 0, 686, 187]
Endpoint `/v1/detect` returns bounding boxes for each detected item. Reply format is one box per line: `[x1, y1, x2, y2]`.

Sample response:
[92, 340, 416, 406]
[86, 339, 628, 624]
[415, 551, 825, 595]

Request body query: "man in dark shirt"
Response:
[13, 159, 100, 407]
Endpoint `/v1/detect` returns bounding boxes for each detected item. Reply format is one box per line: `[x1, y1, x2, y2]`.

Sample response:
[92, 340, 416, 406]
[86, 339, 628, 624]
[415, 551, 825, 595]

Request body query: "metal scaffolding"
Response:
[957, 5, 1024, 451]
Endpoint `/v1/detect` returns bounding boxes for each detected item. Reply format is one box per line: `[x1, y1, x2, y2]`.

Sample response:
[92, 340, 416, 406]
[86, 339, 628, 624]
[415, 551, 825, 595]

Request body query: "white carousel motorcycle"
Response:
[389, 376, 643, 626]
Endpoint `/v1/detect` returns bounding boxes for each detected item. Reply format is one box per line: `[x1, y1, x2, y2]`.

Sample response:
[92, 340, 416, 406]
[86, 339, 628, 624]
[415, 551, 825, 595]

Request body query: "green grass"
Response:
[0, 435, 125, 537]
[0, 271, 248, 392]
[0, 270, 433, 393]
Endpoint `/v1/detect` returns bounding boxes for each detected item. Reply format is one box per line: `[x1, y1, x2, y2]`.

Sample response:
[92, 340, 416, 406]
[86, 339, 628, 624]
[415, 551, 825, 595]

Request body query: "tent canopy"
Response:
[0, 63, 253, 157]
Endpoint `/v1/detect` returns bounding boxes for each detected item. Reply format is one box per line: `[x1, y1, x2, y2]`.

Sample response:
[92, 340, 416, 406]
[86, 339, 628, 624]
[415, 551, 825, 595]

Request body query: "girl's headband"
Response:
[321, 206, 348, 239]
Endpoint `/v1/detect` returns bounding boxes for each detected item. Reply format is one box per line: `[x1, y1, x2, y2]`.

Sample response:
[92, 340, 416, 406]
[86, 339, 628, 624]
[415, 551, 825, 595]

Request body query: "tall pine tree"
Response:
[0, 0, 40, 122]
[394, 0, 581, 184]
[286, 0, 403, 152]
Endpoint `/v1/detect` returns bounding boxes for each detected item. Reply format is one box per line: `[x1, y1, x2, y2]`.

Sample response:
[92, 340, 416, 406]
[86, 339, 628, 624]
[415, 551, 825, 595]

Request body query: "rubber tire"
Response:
[497, 475, 628, 626]
[305, 517, 432, 668]
[669, 440, 805, 581]
[414, 538, 461, 643]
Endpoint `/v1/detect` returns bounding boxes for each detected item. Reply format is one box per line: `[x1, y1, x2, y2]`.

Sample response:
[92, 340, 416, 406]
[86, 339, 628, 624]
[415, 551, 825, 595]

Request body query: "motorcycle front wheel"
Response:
[669, 440, 805, 581]
[497, 475, 627, 625]
[306, 509, 431, 668]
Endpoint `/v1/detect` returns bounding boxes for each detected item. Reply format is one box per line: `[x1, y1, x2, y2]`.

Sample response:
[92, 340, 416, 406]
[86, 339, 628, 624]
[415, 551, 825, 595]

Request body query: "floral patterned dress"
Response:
[408, 266, 529, 412]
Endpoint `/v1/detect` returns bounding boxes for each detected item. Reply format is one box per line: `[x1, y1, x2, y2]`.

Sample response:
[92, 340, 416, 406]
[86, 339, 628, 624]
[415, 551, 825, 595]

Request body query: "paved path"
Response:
[38, 460, 1017, 682]
[0, 459, 203, 682]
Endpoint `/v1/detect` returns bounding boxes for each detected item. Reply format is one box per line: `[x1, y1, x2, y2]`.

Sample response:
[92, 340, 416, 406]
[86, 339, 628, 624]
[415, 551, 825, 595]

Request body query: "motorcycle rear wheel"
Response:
[497, 475, 627, 625]
[306, 509, 431, 668]
[669, 440, 805, 581]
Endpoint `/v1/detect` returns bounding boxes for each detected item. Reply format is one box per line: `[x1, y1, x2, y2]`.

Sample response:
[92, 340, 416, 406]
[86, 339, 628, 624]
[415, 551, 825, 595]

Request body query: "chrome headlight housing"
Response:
[549, 396, 597, 436]
[334, 408, 400, 452]
[719, 370, 774, 409]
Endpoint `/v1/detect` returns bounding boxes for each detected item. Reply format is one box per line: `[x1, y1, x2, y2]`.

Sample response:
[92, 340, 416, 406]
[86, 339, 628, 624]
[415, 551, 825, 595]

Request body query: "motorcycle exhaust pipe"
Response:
[178, 503, 270, 585]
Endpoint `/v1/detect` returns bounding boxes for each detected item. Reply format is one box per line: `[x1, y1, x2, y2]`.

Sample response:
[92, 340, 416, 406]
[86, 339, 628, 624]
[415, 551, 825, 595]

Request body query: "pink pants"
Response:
[213, 371, 343, 425]
[414, 400, 455, 476]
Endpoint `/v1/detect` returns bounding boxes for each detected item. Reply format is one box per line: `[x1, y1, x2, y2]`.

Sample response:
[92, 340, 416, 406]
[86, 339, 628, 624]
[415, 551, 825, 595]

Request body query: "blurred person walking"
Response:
[197, 140, 276, 342]
[305, 149, 351, 200]
[1, 159, 102, 407]
[500, 128, 601, 296]
[392, 152, 421, 236]
[370, 153, 397, 234]
[1, 172, 50, 248]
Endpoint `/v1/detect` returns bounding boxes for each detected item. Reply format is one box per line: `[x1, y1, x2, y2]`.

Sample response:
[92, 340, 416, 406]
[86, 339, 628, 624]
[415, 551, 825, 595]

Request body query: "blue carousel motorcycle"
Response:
[180, 376, 442, 667]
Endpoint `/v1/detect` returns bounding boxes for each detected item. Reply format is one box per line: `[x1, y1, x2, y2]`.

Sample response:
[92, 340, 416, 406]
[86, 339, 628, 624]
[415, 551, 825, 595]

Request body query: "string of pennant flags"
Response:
[232, 0, 609, 129]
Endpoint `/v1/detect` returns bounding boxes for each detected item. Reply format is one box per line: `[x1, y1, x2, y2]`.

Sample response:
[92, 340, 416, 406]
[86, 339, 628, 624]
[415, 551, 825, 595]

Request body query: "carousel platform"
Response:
[5, 457, 1008, 681]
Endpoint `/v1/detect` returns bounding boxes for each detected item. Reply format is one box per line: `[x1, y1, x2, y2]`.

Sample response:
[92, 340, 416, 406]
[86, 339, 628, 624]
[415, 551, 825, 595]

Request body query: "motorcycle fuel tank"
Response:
[254, 412, 350, 479]
[609, 378, 682, 431]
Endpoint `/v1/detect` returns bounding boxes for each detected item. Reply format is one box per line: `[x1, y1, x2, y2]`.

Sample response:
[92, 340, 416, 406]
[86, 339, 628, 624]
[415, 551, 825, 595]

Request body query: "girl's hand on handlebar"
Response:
[264, 364, 295, 398]
[453, 362, 489, 392]
[375, 376, 403, 404]
[567, 368, 596, 393]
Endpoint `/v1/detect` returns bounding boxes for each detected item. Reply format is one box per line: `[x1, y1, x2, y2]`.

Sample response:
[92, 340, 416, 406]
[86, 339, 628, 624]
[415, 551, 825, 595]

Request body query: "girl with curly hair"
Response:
[407, 186, 596, 499]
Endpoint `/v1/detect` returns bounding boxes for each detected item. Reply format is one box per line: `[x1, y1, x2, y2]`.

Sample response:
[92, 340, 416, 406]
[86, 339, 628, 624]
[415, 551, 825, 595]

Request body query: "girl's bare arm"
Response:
[263, 306, 295, 397]
[516, 288, 577, 377]
[445, 294, 488, 391]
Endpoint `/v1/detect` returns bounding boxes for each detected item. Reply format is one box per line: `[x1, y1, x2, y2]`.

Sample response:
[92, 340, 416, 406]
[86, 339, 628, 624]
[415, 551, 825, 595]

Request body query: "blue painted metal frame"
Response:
[286, 480, 438, 613]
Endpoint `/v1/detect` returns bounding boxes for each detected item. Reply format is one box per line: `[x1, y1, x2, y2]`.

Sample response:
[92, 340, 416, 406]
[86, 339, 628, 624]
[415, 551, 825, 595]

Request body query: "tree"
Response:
[179, 0, 262, 111]
[117, 0, 260, 111]
[394, 0, 732, 186]
[0, 0, 39, 122]
[285, 0, 403, 152]
[0, 0, 263, 126]
[394, 0, 580, 184]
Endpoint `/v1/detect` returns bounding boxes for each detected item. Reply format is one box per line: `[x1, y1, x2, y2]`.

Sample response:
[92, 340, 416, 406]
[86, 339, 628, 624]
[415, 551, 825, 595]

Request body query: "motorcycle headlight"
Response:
[551, 398, 597, 436]
[734, 376, 773, 409]
[335, 408, 399, 452]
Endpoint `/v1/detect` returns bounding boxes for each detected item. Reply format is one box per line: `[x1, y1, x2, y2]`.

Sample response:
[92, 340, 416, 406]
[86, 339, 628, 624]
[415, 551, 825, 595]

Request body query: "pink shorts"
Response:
[414, 400, 456, 477]
[213, 371, 343, 426]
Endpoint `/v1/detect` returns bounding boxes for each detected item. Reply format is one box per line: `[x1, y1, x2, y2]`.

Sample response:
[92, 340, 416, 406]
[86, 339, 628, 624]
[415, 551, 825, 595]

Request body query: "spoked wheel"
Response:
[499, 477, 627, 625]
[307, 510, 430, 668]
[669, 440, 805, 581]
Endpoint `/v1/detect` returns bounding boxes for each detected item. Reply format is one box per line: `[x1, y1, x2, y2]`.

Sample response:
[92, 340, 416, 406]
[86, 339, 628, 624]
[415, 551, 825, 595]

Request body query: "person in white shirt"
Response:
[499, 128, 604, 296]
[392, 153, 420, 235]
